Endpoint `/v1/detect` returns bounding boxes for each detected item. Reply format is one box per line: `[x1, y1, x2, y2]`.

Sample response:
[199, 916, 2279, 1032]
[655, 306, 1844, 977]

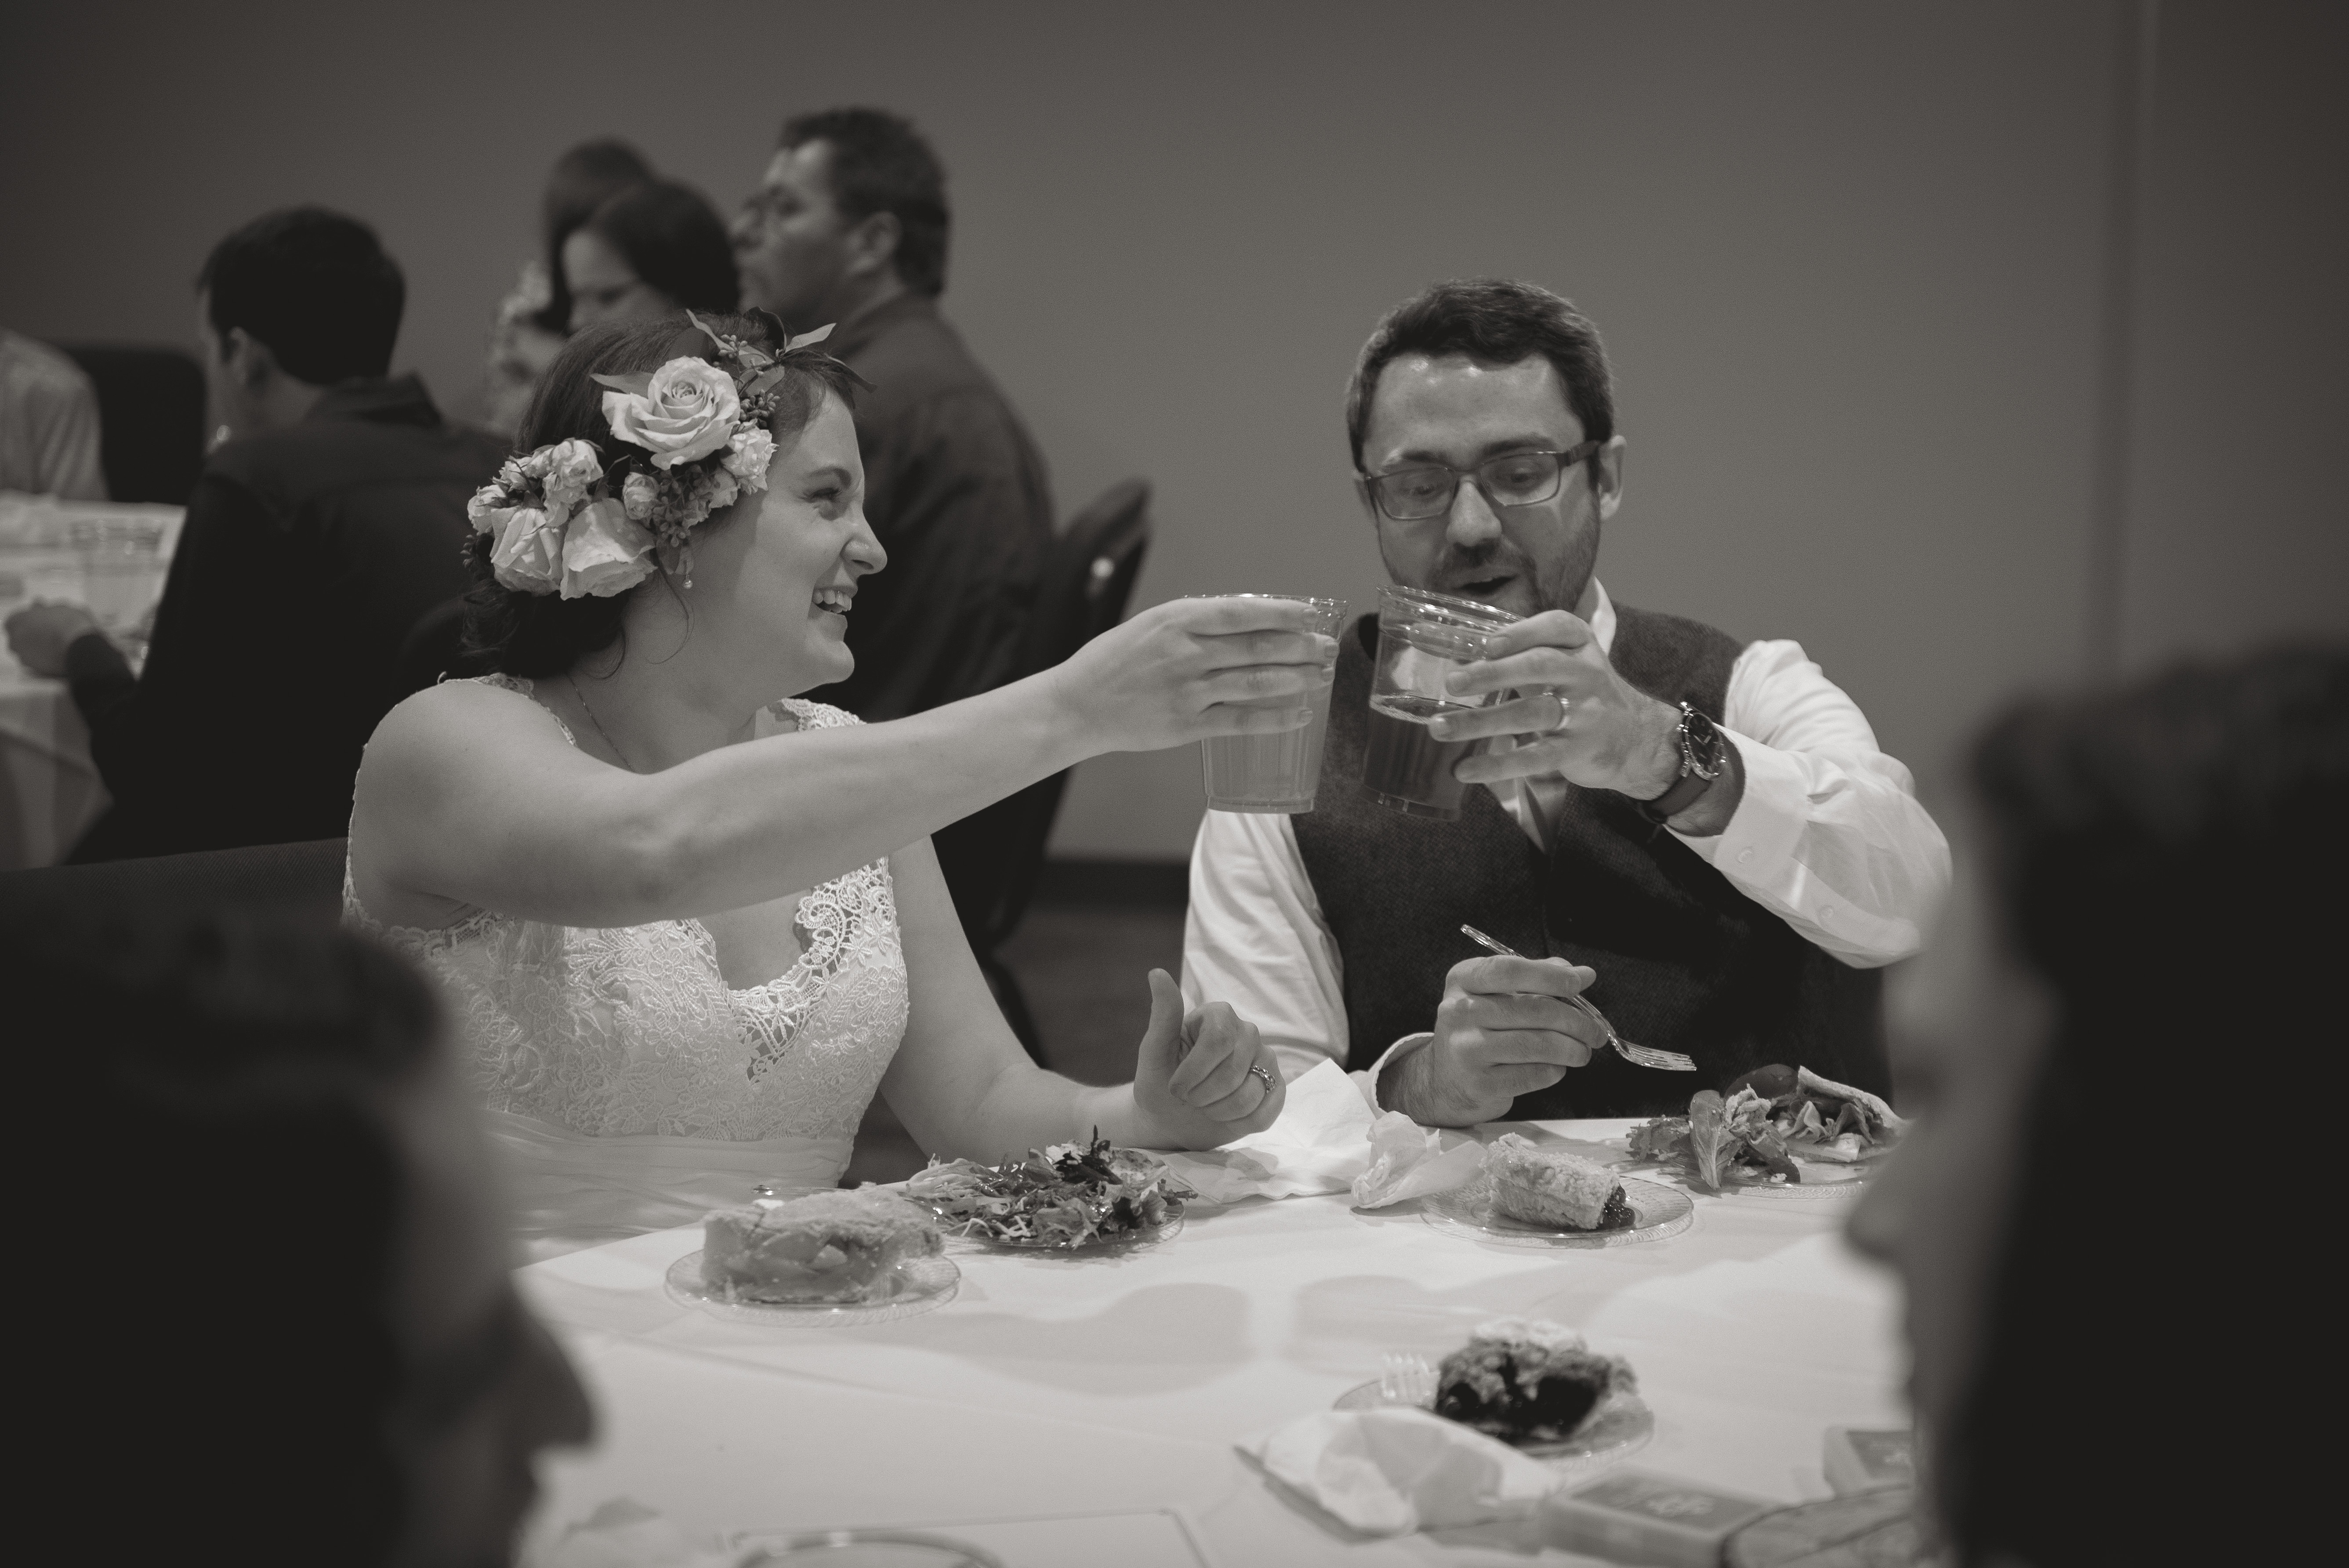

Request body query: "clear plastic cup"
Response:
[69, 514, 167, 633]
[1195, 594, 1349, 813]
[1362, 586, 1520, 819]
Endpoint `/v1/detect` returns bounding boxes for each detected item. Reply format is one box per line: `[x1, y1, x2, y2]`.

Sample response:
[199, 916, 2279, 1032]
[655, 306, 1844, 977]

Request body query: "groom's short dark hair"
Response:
[1345, 279, 1615, 468]
[198, 206, 405, 384]
[780, 107, 950, 297]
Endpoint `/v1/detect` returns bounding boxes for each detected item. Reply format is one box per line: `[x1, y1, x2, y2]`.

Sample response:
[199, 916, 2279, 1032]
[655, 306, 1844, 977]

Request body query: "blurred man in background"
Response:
[0, 327, 107, 499]
[733, 107, 1053, 935]
[3, 207, 502, 861]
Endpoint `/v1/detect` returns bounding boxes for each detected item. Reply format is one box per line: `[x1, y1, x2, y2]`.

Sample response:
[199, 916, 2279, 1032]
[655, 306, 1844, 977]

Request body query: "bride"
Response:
[344, 309, 1332, 1256]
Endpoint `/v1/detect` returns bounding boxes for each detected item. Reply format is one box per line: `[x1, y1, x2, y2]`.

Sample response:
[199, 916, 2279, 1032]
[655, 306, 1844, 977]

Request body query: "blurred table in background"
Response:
[0, 492, 182, 869]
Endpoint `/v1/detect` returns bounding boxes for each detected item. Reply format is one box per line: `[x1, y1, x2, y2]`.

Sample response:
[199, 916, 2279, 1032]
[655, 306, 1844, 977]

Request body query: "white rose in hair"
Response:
[721, 426, 775, 485]
[465, 484, 509, 532]
[538, 438, 605, 517]
[621, 471, 660, 522]
[560, 498, 658, 599]
[601, 357, 741, 469]
[486, 507, 564, 594]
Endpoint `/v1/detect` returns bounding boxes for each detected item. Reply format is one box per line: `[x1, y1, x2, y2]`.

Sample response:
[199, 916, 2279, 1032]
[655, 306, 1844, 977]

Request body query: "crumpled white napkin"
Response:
[1155, 1060, 1377, 1202]
[1238, 1406, 1559, 1535]
[1349, 1111, 1486, 1208]
[526, 1499, 756, 1568]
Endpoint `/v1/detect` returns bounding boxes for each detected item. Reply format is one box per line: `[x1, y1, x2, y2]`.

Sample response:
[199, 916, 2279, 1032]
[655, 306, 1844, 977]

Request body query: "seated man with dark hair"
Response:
[732, 107, 1053, 934]
[14, 911, 592, 1563]
[1185, 279, 1951, 1124]
[4, 206, 504, 860]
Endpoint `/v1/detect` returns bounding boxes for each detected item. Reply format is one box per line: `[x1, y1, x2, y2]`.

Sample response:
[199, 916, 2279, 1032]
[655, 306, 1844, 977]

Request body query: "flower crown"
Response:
[466, 311, 867, 599]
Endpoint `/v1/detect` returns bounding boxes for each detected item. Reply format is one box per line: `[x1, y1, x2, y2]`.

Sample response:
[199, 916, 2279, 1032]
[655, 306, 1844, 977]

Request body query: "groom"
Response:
[1182, 279, 1950, 1123]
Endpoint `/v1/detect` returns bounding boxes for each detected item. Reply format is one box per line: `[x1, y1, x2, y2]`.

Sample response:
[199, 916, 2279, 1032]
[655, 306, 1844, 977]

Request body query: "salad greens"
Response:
[901, 1133, 1193, 1248]
[1628, 1065, 1905, 1193]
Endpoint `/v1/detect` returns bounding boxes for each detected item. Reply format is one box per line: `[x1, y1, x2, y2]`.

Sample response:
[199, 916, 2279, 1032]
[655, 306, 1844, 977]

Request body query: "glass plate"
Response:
[1722, 1161, 1871, 1200]
[935, 1200, 1185, 1254]
[1333, 1382, 1654, 1470]
[740, 1529, 1005, 1566]
[1423, 1173, 1693, 1248]
[664, 1249, 958, 1325]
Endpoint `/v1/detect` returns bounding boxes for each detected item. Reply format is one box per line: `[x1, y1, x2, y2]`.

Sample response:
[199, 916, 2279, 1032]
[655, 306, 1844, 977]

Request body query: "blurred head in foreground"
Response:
[15, 915, 591, 1565]
[1849, 643, 2344, 1563]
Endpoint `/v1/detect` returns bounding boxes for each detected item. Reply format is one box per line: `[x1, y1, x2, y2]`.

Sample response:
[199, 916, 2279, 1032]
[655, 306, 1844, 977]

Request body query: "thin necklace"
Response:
[565, 673, 635, 772]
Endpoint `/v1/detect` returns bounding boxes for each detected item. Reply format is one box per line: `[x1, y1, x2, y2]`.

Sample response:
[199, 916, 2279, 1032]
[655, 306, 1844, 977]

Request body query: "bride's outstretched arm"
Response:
[879, 839, 1287, 1159]
[352, 597, 1331, 929]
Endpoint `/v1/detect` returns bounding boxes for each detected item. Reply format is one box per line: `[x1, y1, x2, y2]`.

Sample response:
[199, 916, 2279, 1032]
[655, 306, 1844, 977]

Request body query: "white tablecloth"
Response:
[518, 1120, 1907, 1565]
[0, 495, 182, 868]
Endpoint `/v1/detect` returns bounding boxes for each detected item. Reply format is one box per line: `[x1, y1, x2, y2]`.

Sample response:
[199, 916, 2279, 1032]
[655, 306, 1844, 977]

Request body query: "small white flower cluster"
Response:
[465, 317, 813, 600]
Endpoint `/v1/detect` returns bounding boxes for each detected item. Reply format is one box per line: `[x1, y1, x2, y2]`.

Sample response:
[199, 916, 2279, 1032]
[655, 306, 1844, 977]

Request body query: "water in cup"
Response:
[1198, 594, 1348, 813]
[1361, 586, 1519, 819]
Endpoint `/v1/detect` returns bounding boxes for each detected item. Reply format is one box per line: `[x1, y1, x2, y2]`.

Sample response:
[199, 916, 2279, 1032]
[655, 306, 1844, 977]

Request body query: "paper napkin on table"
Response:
[1349, 1111, 1486, 1209]
[1155, 1059, 1376, 1202]
[1238, 1406, 1559, 1536]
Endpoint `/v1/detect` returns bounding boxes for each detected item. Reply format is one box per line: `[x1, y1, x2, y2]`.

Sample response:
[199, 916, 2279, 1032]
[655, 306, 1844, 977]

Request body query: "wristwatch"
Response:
[1636, 702, 1726, 823]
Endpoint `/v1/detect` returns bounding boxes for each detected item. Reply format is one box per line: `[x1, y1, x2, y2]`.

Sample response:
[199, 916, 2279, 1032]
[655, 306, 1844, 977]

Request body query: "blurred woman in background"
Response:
[481, 140, 655, 438]
[561, 180, 738, 333]
[1848, 643, 2341, 1564]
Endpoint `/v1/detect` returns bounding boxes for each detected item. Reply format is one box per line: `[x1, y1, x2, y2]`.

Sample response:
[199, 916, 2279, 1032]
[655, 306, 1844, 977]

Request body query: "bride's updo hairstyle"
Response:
[461, 310, 863, 676]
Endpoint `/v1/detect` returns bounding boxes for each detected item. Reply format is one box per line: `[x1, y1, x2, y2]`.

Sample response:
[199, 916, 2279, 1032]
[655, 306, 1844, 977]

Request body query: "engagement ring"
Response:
[1248, 1065, 1276, 1092]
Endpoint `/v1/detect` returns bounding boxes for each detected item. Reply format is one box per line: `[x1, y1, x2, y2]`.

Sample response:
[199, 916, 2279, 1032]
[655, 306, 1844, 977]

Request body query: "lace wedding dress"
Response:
[346, 677, 910, 1258]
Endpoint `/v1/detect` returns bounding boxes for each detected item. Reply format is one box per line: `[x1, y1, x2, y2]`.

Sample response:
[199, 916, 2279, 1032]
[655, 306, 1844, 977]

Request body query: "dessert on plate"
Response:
[1483, 1134, 1634, 1231]
[700, 1186, 942, 1304]
[1433, 1317, 1637, 1444]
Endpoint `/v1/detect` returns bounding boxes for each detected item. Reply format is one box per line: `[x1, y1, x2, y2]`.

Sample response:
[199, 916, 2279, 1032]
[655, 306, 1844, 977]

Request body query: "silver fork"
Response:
[1458, 923, 1697, 1071]
[1380, 1351, 1438, 1408]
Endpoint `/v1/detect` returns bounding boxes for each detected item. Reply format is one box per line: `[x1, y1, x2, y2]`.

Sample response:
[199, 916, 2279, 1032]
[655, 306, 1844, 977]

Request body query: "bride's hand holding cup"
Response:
[1044, 595, 1338, 755]
[1127, 969, 1287, 1149]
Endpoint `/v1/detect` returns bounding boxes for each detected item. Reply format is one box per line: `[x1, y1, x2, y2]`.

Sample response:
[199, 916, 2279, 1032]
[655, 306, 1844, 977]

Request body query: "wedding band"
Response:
[1539, 690, 1571, 736]
[1248, 1065, 1276, 1092]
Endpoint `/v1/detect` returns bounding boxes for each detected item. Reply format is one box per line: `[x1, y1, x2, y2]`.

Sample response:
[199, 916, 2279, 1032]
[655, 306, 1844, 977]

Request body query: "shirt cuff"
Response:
[1675, 725, 1805, 874]
[1350, 1031, 1435, 1113]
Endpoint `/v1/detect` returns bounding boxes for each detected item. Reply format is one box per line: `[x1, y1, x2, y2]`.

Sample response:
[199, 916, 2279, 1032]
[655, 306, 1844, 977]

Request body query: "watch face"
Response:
[1681, 704, 1725, 776]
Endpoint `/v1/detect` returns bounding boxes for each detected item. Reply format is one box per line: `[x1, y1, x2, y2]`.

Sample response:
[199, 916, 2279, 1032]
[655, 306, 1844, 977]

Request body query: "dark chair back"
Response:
[0, 837, 347, 928]
[59, 345, 208, 505]
[939, 480, 1151, 956]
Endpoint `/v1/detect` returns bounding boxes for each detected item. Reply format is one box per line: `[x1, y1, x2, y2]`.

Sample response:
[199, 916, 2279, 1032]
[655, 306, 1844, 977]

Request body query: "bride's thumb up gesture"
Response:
[1043, 596, 1338, 755]
[1126, 969, 1288, 1150]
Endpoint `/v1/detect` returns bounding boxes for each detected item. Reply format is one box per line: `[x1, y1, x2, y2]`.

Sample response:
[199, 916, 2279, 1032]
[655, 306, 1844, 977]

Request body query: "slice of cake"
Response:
[1433, 1318, 1637, 1444]
[701, 1187, 942, 1305]
[1483, 1134, 1634, 1231]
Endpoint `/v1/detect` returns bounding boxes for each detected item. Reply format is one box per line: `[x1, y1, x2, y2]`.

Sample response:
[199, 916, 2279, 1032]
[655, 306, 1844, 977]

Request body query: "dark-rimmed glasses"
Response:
[1360, 441, 1601, 523]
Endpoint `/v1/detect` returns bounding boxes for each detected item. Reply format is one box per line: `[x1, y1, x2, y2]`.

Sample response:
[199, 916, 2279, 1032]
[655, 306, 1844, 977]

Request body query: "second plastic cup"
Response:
[1197, 594, 1349, 813]
[1362, 586, 1519, 819]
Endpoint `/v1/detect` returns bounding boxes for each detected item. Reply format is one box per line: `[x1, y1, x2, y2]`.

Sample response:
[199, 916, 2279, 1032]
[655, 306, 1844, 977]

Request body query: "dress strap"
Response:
[469, 672, 578, 748]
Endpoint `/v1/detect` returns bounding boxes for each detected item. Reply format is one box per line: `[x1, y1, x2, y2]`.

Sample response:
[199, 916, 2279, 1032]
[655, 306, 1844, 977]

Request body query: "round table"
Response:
[517, 1119, 1906, 1566]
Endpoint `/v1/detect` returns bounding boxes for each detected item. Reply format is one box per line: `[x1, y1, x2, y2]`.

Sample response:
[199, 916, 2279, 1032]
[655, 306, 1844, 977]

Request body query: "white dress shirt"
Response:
[1182, 580, 1952, 1085]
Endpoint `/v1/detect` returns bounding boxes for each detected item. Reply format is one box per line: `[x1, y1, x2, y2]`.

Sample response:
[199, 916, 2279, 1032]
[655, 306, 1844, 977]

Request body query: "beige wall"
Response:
[4, 1, 2338, 859]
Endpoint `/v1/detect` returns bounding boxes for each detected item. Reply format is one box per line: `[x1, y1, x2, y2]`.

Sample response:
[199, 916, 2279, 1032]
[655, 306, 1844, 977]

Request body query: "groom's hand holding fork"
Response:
[1381, 955, 1609, 1128]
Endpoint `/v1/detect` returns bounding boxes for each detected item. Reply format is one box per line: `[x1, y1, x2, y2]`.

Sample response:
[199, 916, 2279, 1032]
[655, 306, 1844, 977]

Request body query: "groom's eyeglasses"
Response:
[1359, 442, 1601, 523]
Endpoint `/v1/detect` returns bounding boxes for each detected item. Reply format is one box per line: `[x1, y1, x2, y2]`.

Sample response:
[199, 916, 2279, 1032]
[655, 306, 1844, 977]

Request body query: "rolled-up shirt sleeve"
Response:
[1677, 639, 1950, 967]
[1182, 807, 1351, 1081]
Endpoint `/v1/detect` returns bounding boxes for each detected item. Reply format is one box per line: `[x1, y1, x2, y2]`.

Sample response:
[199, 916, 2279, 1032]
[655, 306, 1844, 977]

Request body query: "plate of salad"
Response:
[1626, 1065, 1906, 1198]
[900, 1135, 1192, 1250]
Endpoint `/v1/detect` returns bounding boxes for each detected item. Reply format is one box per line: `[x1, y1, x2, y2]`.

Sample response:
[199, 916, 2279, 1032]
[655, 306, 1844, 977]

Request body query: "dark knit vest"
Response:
[1291, 606, 1887, 1116]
